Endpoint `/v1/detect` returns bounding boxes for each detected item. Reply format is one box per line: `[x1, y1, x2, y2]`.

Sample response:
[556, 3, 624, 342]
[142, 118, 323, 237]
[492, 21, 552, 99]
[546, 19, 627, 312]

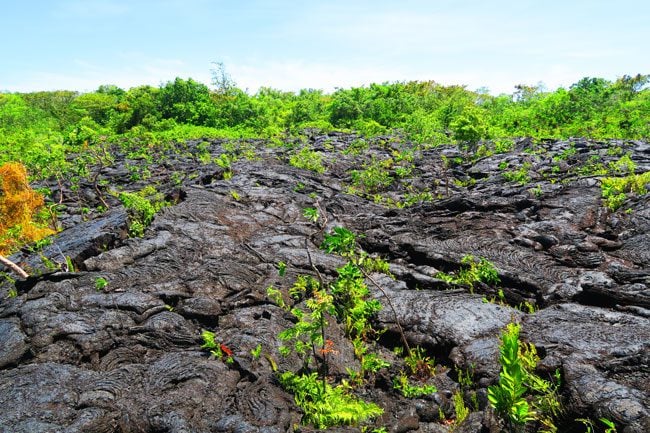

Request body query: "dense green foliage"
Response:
[278, 371, 383, 429]
[601, 171, 650, 211]
[1, 74, 648, 178]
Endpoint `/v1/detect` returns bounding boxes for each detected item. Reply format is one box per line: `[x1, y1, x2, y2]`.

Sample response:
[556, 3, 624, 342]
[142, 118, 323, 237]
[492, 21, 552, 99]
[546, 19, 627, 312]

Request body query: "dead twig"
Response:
[0, 254, 28, 279]
[361, 268, 412, 358]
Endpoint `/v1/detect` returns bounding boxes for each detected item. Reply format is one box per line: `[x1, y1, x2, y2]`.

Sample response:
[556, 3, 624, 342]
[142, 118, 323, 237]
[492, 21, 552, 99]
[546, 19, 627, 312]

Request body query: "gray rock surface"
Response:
[1, 135, 648, 432]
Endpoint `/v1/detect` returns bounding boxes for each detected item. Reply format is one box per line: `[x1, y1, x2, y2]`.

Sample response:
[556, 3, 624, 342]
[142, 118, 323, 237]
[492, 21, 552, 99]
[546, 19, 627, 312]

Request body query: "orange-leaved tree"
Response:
[0, 162, 54, 278]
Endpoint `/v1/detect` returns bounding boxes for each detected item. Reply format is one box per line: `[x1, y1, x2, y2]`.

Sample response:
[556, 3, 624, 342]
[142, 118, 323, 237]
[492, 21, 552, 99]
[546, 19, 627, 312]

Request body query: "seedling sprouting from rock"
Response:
[435, 254, 500, 294]
[488, 322, 562, 432]
[201, 330, 234, 364]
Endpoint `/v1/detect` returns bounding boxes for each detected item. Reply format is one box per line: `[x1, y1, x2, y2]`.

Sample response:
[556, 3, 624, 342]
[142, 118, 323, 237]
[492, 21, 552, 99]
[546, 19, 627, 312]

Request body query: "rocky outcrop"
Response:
[1, 135, 648, 432]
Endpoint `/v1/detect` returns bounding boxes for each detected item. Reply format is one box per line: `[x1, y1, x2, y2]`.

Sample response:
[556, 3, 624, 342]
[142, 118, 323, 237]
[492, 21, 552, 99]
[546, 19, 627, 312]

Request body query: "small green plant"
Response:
[266, 285, 289, 311]
[600, 418, 618, 433]
[215, 153, 234, 179]
[393, 371, 437, 398]
[577, 417, 618, 433]
[391, 344, 438, 398]
[529, 184, 543, 198]
[118, 187, 168, 237]
[494, 139, 514, 153]
[517, 300, 538, 314]
[607, 153, 636, 175]
[601, 171, 649, 211]
[458, 255, 499, 288]
[350, 156, 394, 194]
[251, 343, 262, 360]
[275, 276, 335, 372]
[575, 154, 607, 176]
[453, 390, 470, 426]
[170, 171, 184, 185]
[201, 330, 234, 364]
[454, 177, 477, 188]
[473, 143, 493, 160]
[488, 322, 562, 433]
[330, 262, 382, 339]
[229, 190, 241, 201]
[289, 146, 325, 173]
[39, 254, 59, 271]
[198, 151, 212, 165]
[402, 190, 434, 207]
[321, 226, 357, 256]
[302, 207, 319, 223]
[403, 345, 436, 379]
[606, 146, 624, 156]
[95, 277, 108, 290]
[483, 288, 508, 306]
[552, 144, 577, 162]
[351, 336, 390, 377]
[343, 138, 369, 155]
[28, 236, 53, 252]
[64, 256, 76, 272]
[456, 365, 475, 389]
[456, 365, 480, 411]
[277, 261, 287, 277]
[488, 323, 534, 430]
[2, 272, 17, 297]
[268, 225, 393, 428]
[279, 371, 383, 428]
[503, 162, 532, 185]
[360, 255, 392, 276]
[394, 165, 413, 179]
[435, 255, 500, 293]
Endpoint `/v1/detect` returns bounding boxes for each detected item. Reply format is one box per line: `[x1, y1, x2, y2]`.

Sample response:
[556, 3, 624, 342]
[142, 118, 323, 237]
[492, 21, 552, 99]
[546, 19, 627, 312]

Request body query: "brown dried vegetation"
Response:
[0, 162, 53, 255]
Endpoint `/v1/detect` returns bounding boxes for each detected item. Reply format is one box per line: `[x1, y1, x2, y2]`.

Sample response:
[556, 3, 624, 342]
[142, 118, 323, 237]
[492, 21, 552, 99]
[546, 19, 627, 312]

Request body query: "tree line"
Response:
[1, 73, 648, 177]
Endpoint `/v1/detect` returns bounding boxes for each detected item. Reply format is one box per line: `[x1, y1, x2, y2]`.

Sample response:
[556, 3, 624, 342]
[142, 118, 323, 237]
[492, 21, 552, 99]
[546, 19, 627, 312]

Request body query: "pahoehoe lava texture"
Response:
[1, 135, 649, 432]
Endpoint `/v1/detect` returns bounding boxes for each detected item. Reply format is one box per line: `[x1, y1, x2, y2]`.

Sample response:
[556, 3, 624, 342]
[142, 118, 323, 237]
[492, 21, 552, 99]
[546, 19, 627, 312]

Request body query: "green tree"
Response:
[72, 91, 119, 125]
[158, 77, 216, 125]
[112, 85, 161, 132]
[450, 105, 488, 145]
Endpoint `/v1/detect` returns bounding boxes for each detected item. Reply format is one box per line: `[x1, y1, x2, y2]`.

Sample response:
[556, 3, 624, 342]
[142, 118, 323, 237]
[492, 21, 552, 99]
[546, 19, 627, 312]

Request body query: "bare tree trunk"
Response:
[0, 254, 28, 279]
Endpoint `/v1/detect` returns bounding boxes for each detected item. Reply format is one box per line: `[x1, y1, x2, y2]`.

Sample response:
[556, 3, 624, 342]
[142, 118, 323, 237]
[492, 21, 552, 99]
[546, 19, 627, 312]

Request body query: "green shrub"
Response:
[435, 254, 500, 293]
[350, 157, 394, 194]
[450, 106, 488, 145]
[488, 322, 562, 432]
[488, 323, 534, 428]
[503, 162, 532, 185]
[601, 171, 649, 211]
[289, 146, 325, 173]
[118, 187, 168, 237]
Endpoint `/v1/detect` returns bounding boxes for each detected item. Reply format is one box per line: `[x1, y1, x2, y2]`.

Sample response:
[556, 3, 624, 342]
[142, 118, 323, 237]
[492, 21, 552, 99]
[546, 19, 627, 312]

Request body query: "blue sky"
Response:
[2, 0, 648, 94]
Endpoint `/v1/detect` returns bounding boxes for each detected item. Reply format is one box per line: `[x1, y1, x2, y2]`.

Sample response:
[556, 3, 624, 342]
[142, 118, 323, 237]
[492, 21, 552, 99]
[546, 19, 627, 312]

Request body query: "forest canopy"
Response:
[1, 73, 648, 178]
